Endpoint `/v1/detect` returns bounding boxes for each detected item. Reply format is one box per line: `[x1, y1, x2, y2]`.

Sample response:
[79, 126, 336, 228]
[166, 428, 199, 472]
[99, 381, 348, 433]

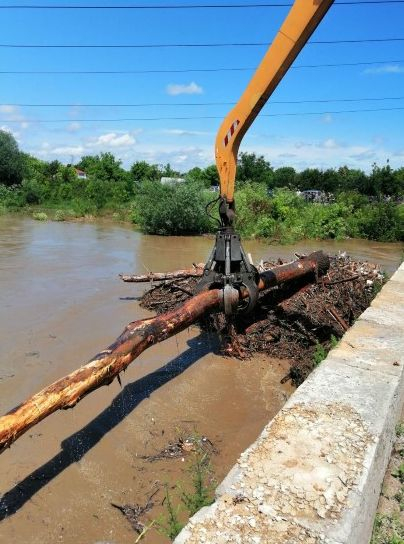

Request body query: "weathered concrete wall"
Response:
[174, 262, 404, 544]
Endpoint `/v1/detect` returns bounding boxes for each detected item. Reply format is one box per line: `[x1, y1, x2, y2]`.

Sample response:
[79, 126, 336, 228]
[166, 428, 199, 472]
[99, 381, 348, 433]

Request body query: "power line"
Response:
[1, 37, 404, 48]
[0, 59, 403, 74]
[4, 95, 404, 107]
[0, 1, 402, 8]
[2, 105, 404, 123]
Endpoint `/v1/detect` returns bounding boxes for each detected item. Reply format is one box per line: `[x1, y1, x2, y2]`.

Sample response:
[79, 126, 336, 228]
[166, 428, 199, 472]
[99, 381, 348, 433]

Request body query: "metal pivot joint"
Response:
[196, 222, 259, 316]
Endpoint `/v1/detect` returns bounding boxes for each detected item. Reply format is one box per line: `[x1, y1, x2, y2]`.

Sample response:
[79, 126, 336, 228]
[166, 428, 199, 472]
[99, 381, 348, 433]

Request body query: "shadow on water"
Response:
[0, 334, 218, 521]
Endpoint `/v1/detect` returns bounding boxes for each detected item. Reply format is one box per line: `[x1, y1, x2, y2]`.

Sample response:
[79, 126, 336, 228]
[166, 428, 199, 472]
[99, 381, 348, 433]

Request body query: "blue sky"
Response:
[1, 0, 404, 172]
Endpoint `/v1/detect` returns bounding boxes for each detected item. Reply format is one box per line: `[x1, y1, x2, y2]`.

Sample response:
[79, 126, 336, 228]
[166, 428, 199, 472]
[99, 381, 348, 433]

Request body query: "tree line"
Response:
[0, 129, 403, 242]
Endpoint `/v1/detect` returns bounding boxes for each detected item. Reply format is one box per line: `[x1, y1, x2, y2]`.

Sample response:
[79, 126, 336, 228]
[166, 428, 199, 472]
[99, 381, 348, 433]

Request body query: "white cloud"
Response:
[294, 141, 313, 149]
[122, 144, 212, 170]
[45, 145, 85, 157]
[363, 64, 404, 75]
[320, 138, 341, 149]
[68, 105, 83, 118]
[0, 124, 20, 139]
[321, 113, 333, 124]
[348, 150, 377, 161]
[237, 136, 389, 172]
[66, 122, 81, 133]
[91, 132, 136, 147]
[174, 154, 189, 164]
[0, 104, 29, 129]
[0, 105, 18, 114]
[372, 135, 385, 145]
[162, 128, 211, 137]
[166, 82, 203, 96]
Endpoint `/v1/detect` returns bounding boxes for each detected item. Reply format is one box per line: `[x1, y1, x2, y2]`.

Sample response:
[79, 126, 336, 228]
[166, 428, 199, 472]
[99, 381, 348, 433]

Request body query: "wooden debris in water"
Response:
[0, 252, 328, 454]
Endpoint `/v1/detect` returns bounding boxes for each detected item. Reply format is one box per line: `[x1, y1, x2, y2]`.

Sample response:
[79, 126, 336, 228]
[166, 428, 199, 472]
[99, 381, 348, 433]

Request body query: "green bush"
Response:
[135, 181, 213, 235]
[1, 149, 403, 244]
[0, 130, 24, 186]
[54, 209, 66, 221]
[0, 184, 26, 209]
[312, 343, 328, 367]
[351, 203, 402, 242]
[32, 212, 48, 221]
[301, 203, 350, 240]
[255, 215, 277, 238]
[21, 178, 47, 204]
[235, 183, 273, 237]
[71, 199, 97, 217]
[271, 188, 305, 222]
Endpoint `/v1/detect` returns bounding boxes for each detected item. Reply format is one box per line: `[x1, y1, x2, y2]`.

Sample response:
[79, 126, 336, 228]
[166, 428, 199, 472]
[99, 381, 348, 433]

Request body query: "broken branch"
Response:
[120, 263, 205, 283]
[326, 304, 349, 331]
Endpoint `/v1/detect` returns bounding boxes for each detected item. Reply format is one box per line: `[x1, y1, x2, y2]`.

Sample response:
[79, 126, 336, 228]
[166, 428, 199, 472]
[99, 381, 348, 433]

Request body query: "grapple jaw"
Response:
[195, 227, 259, 316]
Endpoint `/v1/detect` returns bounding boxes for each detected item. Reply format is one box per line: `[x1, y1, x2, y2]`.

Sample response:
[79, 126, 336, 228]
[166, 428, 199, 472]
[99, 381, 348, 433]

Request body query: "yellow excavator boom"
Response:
[216, 0, 335, 206]
[197, 0, 335, 315]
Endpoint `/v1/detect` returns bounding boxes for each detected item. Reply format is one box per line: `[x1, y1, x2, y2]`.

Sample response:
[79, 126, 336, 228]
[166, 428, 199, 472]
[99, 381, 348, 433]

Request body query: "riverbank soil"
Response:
[141, 254, 384, 385]
[371, 417, 404, 543]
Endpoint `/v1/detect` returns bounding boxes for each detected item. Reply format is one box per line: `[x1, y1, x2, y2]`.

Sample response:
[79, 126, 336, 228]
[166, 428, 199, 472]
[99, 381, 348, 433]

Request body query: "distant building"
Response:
[75, 168, 87, 180]
[160, 177, 185, 185]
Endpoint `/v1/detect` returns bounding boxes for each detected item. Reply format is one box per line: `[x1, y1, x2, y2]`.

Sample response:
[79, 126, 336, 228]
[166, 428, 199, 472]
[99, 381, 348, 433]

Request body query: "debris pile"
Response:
[111, 489, 158, 534]
[141, 435, 217, 462]
[140, 254, 384, 384]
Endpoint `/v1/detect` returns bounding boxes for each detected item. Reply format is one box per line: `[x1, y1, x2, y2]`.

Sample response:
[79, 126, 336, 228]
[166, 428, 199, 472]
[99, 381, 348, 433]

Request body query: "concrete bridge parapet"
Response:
[174, 262, 404, 544]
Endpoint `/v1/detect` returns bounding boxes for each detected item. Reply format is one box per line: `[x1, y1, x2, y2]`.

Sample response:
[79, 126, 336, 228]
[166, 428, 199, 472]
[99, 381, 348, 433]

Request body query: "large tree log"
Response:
[0, 252, 329, 454]
[120, 263, 205, 283]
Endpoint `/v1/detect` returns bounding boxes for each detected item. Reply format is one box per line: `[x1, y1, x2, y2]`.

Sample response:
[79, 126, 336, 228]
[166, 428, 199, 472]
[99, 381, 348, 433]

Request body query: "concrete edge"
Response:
[174, 261, 404, 544]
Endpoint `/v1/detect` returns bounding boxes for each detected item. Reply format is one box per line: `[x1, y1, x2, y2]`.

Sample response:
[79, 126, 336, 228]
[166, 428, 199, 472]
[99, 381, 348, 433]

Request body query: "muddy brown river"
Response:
[0, 215, 403, 544]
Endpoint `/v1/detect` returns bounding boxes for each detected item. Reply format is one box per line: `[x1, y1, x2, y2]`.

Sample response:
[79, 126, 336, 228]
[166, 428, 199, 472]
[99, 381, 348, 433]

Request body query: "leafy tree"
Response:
[161, 163, 181, 178]
[337, 166, 367, 193]
[393, 168, 404, 198]
[77, 153, 128, 183]
[130, 160, 161, 182]
[186, 165, 220, 188]
[366, 163, 390, 197]
[368, 162, 402, 197]
[273, 166, 297, 189]
[298, 168, 324, 191]
[76, 153, 132, 206]
[44, 160, 61, 181]
[202, 165, 220, 187]
[321, 169, 340, 193]
[0, 130, 24, 186]
[236, 152, 273, 186]
[186, 166, 204, 184]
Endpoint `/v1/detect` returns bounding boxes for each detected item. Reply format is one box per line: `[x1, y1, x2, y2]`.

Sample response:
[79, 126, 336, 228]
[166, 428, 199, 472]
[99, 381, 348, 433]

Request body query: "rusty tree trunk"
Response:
[0, 252, 328, 454]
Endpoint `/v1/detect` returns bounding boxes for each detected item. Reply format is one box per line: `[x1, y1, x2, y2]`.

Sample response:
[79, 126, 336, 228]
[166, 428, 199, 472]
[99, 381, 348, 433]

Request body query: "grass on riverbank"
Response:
[371, 422, 404, 544]
[1, 180, 403, 243]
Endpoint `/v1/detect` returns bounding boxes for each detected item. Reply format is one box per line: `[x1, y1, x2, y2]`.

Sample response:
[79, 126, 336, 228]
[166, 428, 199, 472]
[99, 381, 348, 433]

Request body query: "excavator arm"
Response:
[197, 0, 334, 314]
[217, 0, 334, 224]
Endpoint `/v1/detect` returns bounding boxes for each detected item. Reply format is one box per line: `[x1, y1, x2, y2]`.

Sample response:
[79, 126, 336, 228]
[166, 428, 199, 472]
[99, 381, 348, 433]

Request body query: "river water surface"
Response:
[0, 215, 402, 544]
